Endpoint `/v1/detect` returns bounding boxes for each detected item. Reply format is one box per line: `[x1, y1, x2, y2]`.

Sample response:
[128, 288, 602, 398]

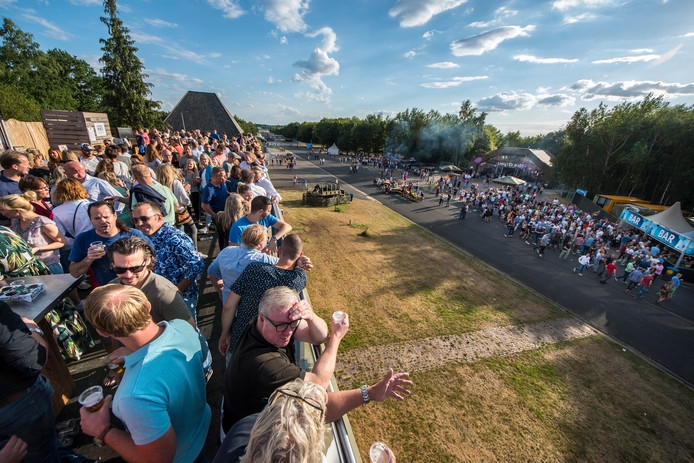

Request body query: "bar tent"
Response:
[619, 201, 694, 267]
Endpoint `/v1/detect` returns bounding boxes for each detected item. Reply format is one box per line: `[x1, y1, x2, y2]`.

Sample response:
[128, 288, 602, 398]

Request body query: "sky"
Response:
[2, 0, 694, 135]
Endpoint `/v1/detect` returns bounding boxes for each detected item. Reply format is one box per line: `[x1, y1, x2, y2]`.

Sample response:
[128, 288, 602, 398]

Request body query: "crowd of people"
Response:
[0, 130, 411, 463]
[423, 176, 685, 304]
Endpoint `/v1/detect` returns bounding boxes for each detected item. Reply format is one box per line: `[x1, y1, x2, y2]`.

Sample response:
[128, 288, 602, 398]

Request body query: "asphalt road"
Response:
[270, 142, 694, 387]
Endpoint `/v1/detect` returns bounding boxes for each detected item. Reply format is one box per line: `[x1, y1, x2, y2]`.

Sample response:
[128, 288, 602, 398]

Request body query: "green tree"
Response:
[0, 82, 41, 121]
[47, 49, 104, 112]
[99, 0, 160, 128]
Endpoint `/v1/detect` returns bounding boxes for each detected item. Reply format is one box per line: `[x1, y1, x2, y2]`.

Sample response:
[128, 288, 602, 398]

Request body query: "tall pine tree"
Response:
[99, 0, 159, 128]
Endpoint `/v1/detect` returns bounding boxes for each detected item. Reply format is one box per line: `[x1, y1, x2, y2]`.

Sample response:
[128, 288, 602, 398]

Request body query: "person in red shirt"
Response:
[600, 258, 617, 284]
[634, 270, 654, 298]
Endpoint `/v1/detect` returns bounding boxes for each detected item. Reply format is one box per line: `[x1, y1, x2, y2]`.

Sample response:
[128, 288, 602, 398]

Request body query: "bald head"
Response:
[63, 161, 87, 182]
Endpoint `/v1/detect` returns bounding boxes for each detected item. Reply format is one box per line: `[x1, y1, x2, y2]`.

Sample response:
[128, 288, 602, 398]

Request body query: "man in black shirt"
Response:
[222, 287, 412, 433]
[0, 301, 60, 462]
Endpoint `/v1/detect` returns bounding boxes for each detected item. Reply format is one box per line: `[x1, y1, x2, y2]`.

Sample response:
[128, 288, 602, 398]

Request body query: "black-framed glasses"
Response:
[270, 387, 325, 421]
[111, 261, 147, 274]
[131, 215, 159, 224]
[262, 314, 302, 332]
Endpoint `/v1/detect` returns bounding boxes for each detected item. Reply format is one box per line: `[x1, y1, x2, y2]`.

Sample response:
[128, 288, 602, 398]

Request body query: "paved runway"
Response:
[268, 143, 694, 387]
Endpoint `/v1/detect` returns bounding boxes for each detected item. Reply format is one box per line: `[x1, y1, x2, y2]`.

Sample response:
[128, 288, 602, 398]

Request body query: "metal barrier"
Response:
[271, 201, 362, 463]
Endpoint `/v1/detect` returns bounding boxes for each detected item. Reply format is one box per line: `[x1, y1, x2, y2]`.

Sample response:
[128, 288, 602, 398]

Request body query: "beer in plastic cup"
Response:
[90, 241, 106, 258]
[370, 441, 393, 463]
[79, 385, 105, 412]
[332, 311, 346, 323]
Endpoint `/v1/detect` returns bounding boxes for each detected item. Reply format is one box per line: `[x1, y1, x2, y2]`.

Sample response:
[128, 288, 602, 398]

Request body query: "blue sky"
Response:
[3, 0, 694, 135]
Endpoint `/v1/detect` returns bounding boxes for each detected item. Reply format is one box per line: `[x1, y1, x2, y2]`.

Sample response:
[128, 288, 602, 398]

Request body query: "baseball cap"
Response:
[80, 143, 94, 150]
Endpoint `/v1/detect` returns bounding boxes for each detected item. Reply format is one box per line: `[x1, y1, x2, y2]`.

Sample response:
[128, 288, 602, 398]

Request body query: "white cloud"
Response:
[476, 88, 575, 112]
[280, 36, 288, 44]
[421, 75, 487, 88]
[404, 50, 416, 58]
[131, 32, 166, 45]
[681, 32, 694, 37]
[206, 0, 244, 19]
[131, 32, 221, 64]
[564, 12, 598, 23]
[147, 68, 204, 85]
[0, 0, 17, 8]
[571, 79, 694, 100]
[277, 103, 301, 115]
[477, 91, 537, 111]
[292, 27, 340, 103]
[537, 94, 575, 106]
[260, 0, 309, 33]
[21, 14, 70, 40]
[592, 54, 660, 64]
[389, 0, 469, 28]
[514, 54, 578, 64]
[428, 61, 459, 68]
[451, 25, 535, 57]
[495, 6, 518, 18]
[423, 29, 441, 40]
[468, 20, 494, 28]
[552, 0, 615, 11]
[631, 48, 654, 53]
[145, 18, 178, 28]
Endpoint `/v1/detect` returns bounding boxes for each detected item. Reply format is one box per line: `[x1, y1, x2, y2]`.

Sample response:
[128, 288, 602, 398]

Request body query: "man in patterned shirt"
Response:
[131, 201, 205, 321]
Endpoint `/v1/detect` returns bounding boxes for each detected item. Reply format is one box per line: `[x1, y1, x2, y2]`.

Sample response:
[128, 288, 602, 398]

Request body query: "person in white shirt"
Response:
[252, 166, 281, 202]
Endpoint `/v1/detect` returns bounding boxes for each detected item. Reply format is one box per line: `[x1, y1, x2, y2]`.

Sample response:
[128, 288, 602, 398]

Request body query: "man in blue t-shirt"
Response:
[201, 166, 229, 219]
[69, 201, 152, 286]
[228, 196, 292, 253]
[79, 285, 210, 463]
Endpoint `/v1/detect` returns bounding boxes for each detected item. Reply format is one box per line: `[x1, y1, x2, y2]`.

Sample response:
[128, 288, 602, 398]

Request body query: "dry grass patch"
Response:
[280, 191, 563, 350]
[346, 337, 694, 462]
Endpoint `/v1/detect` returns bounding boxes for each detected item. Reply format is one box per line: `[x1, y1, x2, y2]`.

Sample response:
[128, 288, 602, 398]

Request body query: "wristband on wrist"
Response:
[94, 424, 113, 448]
[28, 327, 44, 336]
[360, 385, 370, 404]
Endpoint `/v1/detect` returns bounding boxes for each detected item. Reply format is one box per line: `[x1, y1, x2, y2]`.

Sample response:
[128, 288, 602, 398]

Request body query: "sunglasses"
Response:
[132, 215, 159, 224]
[111, 261, 147, 274]
[269, 388, 325, 422]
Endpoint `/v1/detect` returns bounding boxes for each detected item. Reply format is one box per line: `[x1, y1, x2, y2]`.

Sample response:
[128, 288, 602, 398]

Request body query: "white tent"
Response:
[327, 143, 339, 156]
[644, 202, 693, 234]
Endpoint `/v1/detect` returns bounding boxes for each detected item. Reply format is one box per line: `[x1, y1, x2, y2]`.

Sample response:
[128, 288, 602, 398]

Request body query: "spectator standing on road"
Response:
[634, 270, 654, 298]
[617, 259, 635, 283]
[600, 259, 617, 284]
[573, 254, 591, 276]
[625, 267, 644, 293]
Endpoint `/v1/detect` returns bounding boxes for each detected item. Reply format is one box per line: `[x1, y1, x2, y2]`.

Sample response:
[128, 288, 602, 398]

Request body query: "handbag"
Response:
[175, 207, 193, 226]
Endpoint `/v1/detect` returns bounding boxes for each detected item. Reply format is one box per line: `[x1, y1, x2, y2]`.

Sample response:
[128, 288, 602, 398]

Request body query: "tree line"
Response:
[274, 95, 693, 211]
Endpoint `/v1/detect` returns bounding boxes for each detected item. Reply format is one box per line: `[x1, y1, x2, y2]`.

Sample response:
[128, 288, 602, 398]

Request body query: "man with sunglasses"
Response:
[131, 202, 205, 321]
[107, 236, 212, 381]
[223, 286, 412, 434]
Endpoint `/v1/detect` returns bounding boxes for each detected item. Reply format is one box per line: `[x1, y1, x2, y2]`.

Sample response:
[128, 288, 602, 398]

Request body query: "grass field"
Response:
[279, 189, 694, 462]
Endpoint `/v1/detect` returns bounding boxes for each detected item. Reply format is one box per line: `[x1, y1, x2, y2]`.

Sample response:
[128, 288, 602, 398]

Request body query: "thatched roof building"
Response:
[164, 91, 244, 137]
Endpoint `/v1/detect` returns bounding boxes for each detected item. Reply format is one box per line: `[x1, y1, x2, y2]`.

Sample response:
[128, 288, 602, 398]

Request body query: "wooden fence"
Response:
[4, 119, 50, 154]
[42, 110, 112, 152]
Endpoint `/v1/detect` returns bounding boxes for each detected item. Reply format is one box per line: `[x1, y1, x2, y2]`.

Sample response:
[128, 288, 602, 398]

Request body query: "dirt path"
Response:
[336, 318, 596, 384]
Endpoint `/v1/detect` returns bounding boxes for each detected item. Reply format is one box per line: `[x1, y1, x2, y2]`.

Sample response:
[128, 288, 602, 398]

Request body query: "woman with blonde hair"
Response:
[182, 159, 201, 223]
[216, 193, 250, 250]
[213, 378, 328, 463]
[51, 178, 93, 265]
[0, 193, 67, 275]
[156, 163, 198, 246]
[144, 142, 162, 171]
